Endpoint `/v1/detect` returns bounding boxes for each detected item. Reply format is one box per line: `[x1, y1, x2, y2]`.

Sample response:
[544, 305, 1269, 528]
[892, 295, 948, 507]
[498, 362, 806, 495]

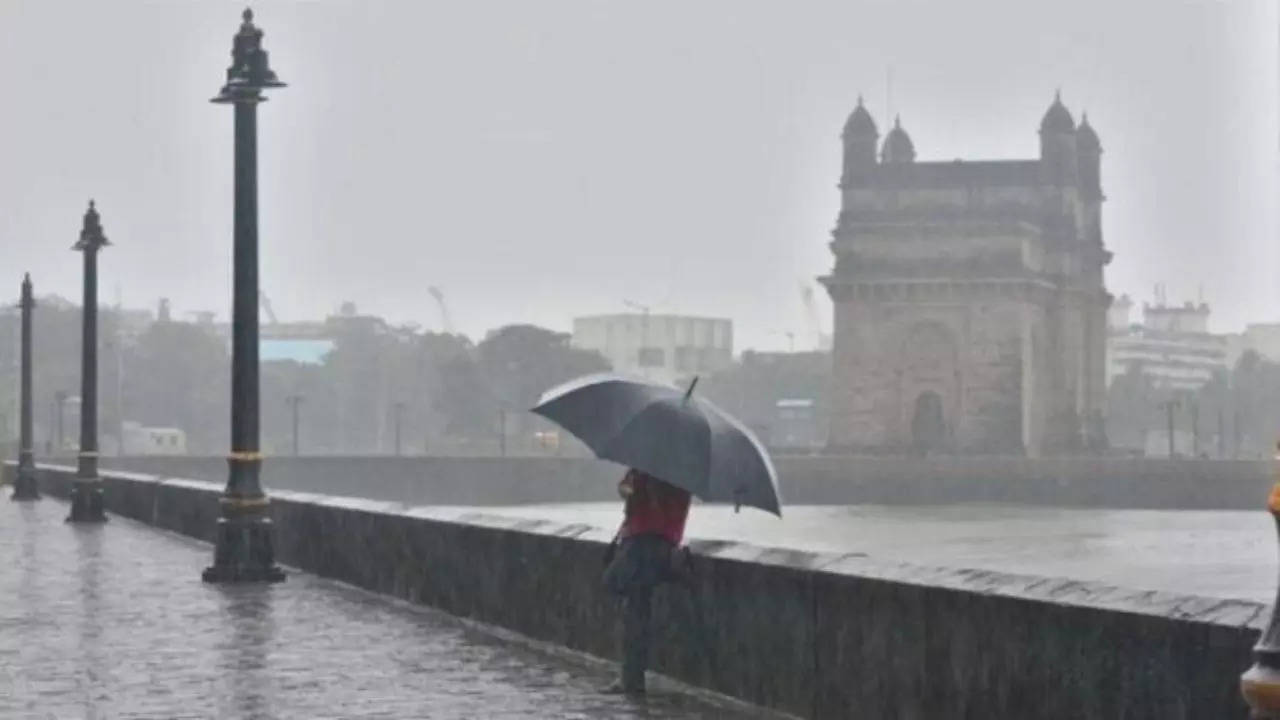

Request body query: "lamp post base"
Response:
[1243, 662, 1280, 719]
[11, 467, 39, 501]
[66, 478, 106, 522]
[202, 513, 285, 583]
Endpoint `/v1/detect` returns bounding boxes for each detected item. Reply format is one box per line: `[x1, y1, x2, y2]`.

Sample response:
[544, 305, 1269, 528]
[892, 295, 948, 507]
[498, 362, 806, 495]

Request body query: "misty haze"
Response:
[0, 1, 1278, 718]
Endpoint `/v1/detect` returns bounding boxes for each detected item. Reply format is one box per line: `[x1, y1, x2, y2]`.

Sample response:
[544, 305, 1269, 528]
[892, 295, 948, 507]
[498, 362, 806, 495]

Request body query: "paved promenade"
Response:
[0, 498, 779, 720]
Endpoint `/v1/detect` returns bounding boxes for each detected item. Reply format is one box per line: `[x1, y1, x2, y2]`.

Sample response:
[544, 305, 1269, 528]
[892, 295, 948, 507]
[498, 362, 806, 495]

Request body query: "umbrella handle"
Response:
[733, 487, 742, 514]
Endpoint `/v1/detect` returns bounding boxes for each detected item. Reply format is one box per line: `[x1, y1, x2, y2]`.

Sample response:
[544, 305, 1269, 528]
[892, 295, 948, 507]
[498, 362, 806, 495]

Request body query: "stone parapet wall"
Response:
[82, 454, 1275, 510]
[13, 462, 1263, 718]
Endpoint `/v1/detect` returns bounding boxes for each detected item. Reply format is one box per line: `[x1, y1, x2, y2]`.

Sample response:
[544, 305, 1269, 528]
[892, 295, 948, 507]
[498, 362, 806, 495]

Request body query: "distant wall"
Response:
[20, 463, 1264, 719]
[89, 454, 1274, 509]
[771, 455, 1273, 509]
[93, 456, 624, 505]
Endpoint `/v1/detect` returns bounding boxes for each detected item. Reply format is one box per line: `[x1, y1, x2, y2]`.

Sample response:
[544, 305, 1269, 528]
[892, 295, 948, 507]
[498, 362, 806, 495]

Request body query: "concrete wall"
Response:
[87, 454, 1275, 510]
[18, 463, 1265, 719]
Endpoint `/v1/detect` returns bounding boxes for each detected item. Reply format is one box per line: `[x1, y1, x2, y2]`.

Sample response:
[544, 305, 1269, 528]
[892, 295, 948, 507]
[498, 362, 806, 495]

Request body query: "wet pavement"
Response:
[0, 498, 782, 720]
[460, 503, 1280, 602]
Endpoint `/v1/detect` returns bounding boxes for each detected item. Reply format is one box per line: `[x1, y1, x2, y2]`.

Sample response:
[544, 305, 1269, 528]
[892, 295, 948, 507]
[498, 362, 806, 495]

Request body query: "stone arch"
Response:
[898, 321, 960, 449]
[911, 390, 946, 453]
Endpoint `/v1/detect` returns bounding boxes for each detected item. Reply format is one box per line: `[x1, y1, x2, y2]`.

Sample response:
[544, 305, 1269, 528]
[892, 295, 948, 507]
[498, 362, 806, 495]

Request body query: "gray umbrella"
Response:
[531, 373, 782, 516]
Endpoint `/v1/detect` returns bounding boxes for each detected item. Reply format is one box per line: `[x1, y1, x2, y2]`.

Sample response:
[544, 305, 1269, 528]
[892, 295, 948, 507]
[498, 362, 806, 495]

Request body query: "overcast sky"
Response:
[0, 0, 1275, 352]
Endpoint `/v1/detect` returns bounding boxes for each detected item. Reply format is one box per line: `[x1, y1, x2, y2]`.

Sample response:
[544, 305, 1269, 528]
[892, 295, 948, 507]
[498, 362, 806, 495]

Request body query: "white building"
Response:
[121, 422, 187, 456]
[572, 314, 733, 386]
[1106, 295, 1229, 391]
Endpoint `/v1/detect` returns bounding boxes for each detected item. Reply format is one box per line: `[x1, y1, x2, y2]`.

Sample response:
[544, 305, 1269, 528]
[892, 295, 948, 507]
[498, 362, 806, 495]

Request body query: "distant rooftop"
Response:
[574, 313, 732, 324]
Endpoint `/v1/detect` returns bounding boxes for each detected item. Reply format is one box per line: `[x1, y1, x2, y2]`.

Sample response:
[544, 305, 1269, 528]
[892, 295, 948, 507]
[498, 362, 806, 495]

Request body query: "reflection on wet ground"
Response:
[0, 499, 781, 719]
[463, 503, 1279, 602]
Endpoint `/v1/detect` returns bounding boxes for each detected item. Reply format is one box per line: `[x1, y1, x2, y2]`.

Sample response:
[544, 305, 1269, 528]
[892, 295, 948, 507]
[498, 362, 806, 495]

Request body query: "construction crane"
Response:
[258, 290, 278, 325]
[428, 286, 454, 334]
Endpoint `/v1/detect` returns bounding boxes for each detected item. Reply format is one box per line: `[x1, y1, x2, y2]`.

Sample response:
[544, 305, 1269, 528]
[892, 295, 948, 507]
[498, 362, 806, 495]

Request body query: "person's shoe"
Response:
[601, 680, 646, 696]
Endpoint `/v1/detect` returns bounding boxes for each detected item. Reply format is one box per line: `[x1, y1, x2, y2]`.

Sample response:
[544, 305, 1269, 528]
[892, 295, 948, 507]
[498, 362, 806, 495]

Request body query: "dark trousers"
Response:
[603, 533, 673, 691]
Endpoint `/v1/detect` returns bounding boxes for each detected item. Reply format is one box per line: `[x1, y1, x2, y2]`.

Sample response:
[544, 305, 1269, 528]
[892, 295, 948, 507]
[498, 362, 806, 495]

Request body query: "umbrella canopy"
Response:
[531, 373, 782, 516]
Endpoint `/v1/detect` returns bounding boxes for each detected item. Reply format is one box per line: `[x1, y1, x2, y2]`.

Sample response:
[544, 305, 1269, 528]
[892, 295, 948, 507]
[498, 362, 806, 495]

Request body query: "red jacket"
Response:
[618, 470, 691, 546]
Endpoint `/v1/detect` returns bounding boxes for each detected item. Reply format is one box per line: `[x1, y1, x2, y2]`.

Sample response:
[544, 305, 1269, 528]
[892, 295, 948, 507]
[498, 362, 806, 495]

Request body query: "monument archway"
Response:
[911, 390, 946, 452]
[899, 321, 959, 451]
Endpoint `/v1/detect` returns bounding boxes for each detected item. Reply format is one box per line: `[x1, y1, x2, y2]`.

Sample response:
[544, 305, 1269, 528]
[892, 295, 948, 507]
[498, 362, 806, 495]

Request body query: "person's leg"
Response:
[621, 584, 653, 693]
[602, 537, 635, 597]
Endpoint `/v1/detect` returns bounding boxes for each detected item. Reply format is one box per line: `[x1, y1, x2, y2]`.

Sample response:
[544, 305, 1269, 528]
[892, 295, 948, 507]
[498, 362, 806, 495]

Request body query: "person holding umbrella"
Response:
[601, 467, 691, 695]
[532, 373, 782, 696]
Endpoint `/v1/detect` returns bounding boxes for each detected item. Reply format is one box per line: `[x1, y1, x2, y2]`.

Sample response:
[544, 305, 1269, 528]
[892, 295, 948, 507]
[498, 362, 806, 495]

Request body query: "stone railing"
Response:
[12, 462, 1263, 718]
[84, 454, 1274, 510]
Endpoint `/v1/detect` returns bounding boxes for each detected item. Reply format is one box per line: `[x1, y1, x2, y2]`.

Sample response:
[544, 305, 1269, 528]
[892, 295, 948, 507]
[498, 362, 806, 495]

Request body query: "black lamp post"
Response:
[12, 274, 38, 501]
[67, 201, 109, 523]
[202, 8, 286, 583]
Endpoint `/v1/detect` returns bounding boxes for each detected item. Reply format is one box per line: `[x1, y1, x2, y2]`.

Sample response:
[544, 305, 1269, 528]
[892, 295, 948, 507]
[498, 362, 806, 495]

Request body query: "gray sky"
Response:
[0, 0, 1275, 352]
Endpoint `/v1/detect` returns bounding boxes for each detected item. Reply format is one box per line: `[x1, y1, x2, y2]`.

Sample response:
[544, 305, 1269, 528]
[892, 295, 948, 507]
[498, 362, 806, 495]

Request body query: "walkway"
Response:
[0, 498, 779, 719]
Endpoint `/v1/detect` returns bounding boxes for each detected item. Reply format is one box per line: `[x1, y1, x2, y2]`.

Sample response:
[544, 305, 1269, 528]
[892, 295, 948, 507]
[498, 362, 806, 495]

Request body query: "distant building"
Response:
[195, 304, 381, 363]
[195, 301, 386, 359]
[259, 314, 335, 366]
[260, 338, 335, 365]
[324, 301, 389, 336]
[821, 94, 1110, 455]
[571, 314, 733, 386]
[1106, 295, 1228, 391]
[121, 421, 187, 456]
[773, 398, 821, 450]
[697, 350, 832, 450]
[1227, 323, 1280, 366]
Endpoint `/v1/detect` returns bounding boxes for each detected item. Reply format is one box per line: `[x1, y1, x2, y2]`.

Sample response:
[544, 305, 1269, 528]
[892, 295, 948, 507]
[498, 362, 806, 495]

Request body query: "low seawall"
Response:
[17, 463, 1265, 719]
[88, 454, 1274, 510]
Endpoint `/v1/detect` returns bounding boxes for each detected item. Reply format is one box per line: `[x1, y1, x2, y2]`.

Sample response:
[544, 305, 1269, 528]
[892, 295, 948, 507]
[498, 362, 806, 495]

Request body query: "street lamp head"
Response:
[72, 199, 110, 252]
[212, 7, 287, 104]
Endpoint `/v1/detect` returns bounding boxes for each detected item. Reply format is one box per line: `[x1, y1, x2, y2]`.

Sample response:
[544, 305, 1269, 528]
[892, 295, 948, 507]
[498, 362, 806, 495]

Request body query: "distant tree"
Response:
[1228, 350, 1280, 458]
[124, 320, 229, 454]
[434, 347, 494, 438]
[30, 298, 82, 449]
[392, 330, 479, 449]
[1191, 368, 1231, 457]
[9, 296, 130, 453]
[1105, 362, 1154, 452]
[20, 306, 611, 457]
[319, 318, 395, 453]
[261, 360, 330, 456]
[477, 325, 610, 413]
[429, 325, 610, 448]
